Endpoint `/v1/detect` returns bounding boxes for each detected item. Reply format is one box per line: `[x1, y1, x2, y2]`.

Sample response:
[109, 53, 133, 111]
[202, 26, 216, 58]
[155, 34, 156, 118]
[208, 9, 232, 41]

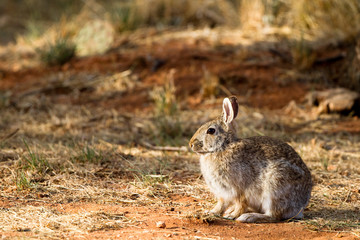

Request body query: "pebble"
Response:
[156, 221, 166, 228]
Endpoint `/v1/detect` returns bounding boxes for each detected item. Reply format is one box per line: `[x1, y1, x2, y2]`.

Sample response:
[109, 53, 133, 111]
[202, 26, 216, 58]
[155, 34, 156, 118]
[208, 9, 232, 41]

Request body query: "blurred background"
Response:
[0, 0, 360, 86]
[0, 0, 359, 143]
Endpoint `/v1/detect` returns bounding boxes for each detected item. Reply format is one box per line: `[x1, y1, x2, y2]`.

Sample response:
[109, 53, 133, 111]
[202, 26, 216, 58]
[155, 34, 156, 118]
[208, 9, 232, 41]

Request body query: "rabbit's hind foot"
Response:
[236, 213, 277, 223]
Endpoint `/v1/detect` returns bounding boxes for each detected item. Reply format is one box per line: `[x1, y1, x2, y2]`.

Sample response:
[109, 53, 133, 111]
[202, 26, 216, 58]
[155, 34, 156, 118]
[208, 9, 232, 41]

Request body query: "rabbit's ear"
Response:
[222, 96, 238, 124]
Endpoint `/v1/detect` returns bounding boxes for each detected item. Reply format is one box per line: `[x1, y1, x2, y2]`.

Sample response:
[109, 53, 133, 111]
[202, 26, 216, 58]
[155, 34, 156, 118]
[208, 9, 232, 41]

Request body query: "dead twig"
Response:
[140, 141, 189, 152]
[0, 128, 19, 142]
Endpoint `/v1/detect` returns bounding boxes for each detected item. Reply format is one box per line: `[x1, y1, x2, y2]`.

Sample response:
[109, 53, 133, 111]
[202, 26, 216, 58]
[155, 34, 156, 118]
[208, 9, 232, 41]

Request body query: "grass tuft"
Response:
[150, 70, 184, 145]
[39, 37, 76, 66]
[151, 70, 179, 117]
[15, 170, 33, 191]
[70, 144, 105, 165]
[23, 140, 51, 175]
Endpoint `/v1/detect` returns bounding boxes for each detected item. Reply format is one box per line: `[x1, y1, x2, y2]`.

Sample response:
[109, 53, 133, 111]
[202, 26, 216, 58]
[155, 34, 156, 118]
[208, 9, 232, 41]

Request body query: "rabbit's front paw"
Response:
[223, 203, 244, 219]
[209, 206, 223, 216]
[209, 199, 228, 216]
[222, 205, 235, 219]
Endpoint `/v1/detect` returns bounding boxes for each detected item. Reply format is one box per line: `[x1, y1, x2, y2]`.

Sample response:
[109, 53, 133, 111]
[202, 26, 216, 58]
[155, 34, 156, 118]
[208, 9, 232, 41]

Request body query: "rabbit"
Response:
[189, 96, 312, 223]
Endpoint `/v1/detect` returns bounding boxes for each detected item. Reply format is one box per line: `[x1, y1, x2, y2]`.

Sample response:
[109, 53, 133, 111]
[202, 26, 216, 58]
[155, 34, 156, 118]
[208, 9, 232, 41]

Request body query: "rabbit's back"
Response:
[222, 136, 312, 217]
[224, 136, 312, 190]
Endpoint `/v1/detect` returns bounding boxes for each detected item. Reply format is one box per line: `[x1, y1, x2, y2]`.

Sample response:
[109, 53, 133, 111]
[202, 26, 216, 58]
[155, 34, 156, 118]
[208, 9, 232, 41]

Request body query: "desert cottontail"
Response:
[189, 96, 312, 223]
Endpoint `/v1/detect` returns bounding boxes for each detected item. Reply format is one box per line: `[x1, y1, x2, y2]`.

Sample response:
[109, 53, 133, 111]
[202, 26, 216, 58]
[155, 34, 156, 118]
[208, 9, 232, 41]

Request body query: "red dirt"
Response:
[78, 206, 353, 240]
[1, 199, 356, 240]
[332, 117, 360, 134]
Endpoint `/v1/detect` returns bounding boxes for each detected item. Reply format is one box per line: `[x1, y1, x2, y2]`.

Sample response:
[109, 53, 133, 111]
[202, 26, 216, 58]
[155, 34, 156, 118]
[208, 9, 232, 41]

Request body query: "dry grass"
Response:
[288, 0, 360, 42]
[110, 0, 240, 31]
[1, 74, 359, 237]
[149, 69, 187, 145]
[0, 206, 137, 234]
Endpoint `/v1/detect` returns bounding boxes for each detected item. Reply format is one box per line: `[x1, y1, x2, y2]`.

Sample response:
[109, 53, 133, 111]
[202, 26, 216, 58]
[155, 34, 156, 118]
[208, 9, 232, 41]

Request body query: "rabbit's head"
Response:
[189, 96, 238, 154]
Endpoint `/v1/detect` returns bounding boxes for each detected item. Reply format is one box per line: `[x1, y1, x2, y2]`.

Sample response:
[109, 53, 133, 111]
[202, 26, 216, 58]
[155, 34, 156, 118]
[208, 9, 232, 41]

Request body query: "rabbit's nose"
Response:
[189, 139, 202, 150]
[189, 139, 196, 149]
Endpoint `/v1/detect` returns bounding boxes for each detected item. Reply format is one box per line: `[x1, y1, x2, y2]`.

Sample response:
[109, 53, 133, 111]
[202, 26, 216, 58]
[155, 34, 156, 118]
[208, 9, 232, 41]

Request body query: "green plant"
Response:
[82, 146, 102, 163]
[16, 170, 32, 190]
[23, 140, 51, 174]
[71, 145, 103, 164]
[321, 157, 329, 171]
[39, 37, 76, 66]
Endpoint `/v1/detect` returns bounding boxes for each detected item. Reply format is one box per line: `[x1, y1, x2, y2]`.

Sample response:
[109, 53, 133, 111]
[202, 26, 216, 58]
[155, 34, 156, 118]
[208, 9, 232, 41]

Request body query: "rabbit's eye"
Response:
[206, 128, 216, 135]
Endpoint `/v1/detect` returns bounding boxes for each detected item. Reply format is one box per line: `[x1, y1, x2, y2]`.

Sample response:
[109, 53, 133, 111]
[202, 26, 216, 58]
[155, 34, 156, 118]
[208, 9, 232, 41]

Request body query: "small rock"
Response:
[306, 88, 360, 116]
[129, 193, 140, 200]
[156, 221, 166, 228]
